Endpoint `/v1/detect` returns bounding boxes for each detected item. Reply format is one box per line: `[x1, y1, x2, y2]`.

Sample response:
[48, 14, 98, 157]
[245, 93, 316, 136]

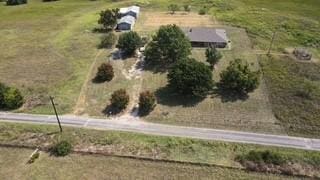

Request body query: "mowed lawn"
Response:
[0, 0, 129, 114]
[0, 147, 297, 180]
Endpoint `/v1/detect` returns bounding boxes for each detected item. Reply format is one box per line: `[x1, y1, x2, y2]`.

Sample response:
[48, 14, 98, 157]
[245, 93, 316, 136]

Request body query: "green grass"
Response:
[0, 147, 297, 180]
[260, 55, 320, 138]
[1, 122, 320, 171]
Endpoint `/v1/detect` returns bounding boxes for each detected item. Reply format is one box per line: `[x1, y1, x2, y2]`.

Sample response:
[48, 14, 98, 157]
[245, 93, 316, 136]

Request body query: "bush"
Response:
[220, 59, 260, 94]
[168, 58, 213, 97]
[6, 0, 27, 5]
[144, 25, 191, 67]
[138, 91, 156, 116]
[110, 89, 129, 111]
[206, 47, 222, 68]
[238, 150, 287, 165]
[198, 8, 206, 15]
[0, 83, 24, 110]
[116, 31, 142, 56]
[99, 33, 117, 48]
[52, 141, 72, 156]
[183, 5, 191, 12]
[98, 8, 119, 30]
[95, 63, 114, 82]
[168, 4, 179, 14]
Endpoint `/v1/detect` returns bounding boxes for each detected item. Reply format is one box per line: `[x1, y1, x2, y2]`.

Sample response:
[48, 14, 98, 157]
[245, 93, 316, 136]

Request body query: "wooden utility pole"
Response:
[267, 31, 276, 55]
[49, 96, 63, 133]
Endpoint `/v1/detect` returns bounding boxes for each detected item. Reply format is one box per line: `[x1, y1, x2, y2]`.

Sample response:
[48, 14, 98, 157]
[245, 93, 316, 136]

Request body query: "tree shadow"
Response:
[92, 27, 113, 33]
[212, 84, 249, 103]
[102, 105, 122, 116]
[155, 86, 205, 107]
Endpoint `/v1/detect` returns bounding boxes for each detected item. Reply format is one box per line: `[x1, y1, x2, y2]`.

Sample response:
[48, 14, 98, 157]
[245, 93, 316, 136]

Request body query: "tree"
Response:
[110, 89, 129, 111]
[206, 47, 222, 68]
[99, 32, 117, 49]
[3, 87, 24, 109]
[168, 4, 179, 14]
[6, 0, 27, 5]
[95, 63, 114, 82]
[168, 58, 213, 97]
[183, 5, 191, 12]
[144, 25, 191, 66]
[198, 7, 206, 15]
[98, 8, 119, 30]
[138, 91, 156, 116]
[0, 83, 6, 109]
[220, 59, 260, 94]
[116, 31, 142, 56]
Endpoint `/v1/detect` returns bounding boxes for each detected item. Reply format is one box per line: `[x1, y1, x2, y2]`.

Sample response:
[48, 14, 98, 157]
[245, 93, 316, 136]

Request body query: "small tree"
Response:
[206, 47, 222, 68]
[98, 8, 119, 30]
[3, 87, 24, 109]
[95, 63, 114, 82]
[220, 59, 260, 94]
[144, 24, 191, 66]
[183, 5, 191, 12]
[52, 141, 72, 157]
[110, 89, 129, 111]
[168, 58, 213, 97]
[138, 91, 156, 116]
[99, 32, 117, 49]
[168, 4, 179, 14]
[198, 7, 206, 15]
[116, 31, 142, 56]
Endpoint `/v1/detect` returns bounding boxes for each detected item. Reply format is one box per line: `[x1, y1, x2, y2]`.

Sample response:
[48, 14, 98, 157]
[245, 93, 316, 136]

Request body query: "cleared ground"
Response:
[0, 147, 298, 180]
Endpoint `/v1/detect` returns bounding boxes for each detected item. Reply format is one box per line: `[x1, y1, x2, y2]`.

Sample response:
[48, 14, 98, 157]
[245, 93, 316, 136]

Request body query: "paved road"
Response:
[1, 112, 320, 151]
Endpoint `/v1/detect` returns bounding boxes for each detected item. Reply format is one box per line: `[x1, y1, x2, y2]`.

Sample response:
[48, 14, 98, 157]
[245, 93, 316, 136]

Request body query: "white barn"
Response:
[119, 6, 140, 19]
[117, 15, 136, 31]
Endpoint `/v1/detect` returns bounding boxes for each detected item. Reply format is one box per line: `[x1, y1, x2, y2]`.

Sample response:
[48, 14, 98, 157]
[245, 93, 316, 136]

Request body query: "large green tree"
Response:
[168, 58, 213, 97]
[98, 8, 119, 30]
[220, 59, 260, 94]
[144, 24, 191, 67]
[116, 31, 142, 56]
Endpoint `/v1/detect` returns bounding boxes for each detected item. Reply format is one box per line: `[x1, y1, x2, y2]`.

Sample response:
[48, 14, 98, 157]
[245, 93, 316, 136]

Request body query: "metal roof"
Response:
[120, 6, 140, 14]
[182, 27, 228, 43]
[118, 15, 136, 25]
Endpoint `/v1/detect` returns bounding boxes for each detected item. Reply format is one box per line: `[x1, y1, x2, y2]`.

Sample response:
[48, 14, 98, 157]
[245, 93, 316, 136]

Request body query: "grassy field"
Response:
[0, 147, 298, 180]
[260, 55, 320, 138]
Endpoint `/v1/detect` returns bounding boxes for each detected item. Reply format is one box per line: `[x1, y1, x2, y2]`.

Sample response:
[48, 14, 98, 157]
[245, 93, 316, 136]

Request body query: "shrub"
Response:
[0, 83, 24, 110]
[110, 89, 129, 111]
[198, 8, 206, 15]
[138, 91, 156, 115]
[116, 31, 142, 56]
[206, 47, 222, 68]
[99, 33, 117, 49]
[52, 141, 72, 156]
[168, 4, 179, 14]
[95, 63, 114, 82]
[144, 25, 191, 67]
[98, 8, 119, 30]
[183, 5, 191, 12]
[6, 0, 27, 5]
[220, 59, 260, 94]
[238, 150, 287, 165]
[168, 58, 213, 97]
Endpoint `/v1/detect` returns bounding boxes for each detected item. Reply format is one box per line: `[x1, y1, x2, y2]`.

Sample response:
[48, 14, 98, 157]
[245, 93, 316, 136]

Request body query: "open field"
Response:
[0, 147, 299, 180]
[139, 25, 284, 134]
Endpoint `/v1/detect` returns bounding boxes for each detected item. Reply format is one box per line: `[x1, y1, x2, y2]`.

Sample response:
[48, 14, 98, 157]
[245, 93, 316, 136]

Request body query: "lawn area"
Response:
[260, 55, 320, 138]
[139, 25, 284, 134]
[0, 147, 298, 180]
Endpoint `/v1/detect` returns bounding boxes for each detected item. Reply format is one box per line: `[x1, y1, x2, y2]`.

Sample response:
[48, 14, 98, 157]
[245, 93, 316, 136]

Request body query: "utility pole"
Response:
[49, 96, 63, 133]
[267, 31, 276, 55]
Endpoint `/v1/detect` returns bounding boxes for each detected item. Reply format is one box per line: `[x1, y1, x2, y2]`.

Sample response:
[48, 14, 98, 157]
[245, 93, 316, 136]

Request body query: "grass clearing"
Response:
[0, 147, 297, 180]
[260, 55, 320, 138]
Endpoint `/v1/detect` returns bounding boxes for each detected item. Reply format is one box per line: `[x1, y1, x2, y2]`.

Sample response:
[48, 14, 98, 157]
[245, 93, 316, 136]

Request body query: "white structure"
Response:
[117, 15, 136, 31]
[119, 6, 140, 19]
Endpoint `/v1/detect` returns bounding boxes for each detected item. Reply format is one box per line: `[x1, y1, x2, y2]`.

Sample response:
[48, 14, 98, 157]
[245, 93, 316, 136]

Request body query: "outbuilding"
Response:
[119, 6, 140, 19]
[182, 27, 229, 48]
[117, 15, 136, 31]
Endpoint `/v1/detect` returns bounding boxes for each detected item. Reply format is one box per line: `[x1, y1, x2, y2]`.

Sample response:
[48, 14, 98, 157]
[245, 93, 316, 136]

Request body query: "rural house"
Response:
[117, 15, 136, 31]
[182, 27, 229, 48]
[119, 6, 140, 19]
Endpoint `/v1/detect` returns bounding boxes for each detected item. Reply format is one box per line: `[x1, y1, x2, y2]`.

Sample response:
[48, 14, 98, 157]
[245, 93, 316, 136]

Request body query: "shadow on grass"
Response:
[102, 105, 123, 116]
[155, 86, 205, 107]
[212, 84, 249, 103]
[92, 27, 112, 33]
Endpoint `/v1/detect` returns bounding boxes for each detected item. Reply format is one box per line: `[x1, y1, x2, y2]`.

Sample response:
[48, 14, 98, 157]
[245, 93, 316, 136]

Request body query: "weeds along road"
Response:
[0, 112, 320, 151]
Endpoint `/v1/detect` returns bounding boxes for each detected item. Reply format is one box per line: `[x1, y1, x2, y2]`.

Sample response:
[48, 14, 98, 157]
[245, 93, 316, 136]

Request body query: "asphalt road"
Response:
[1, 112, 320, 151]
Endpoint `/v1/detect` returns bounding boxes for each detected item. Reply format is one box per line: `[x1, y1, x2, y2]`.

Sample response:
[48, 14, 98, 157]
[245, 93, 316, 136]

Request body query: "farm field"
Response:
[0, 147, 298, 180]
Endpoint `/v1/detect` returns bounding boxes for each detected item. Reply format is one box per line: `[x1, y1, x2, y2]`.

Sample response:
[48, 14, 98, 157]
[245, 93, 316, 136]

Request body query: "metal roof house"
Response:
[117, 15, 136, 31]
[182, 27, 229, 48]
[119, 6, 140, 19]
